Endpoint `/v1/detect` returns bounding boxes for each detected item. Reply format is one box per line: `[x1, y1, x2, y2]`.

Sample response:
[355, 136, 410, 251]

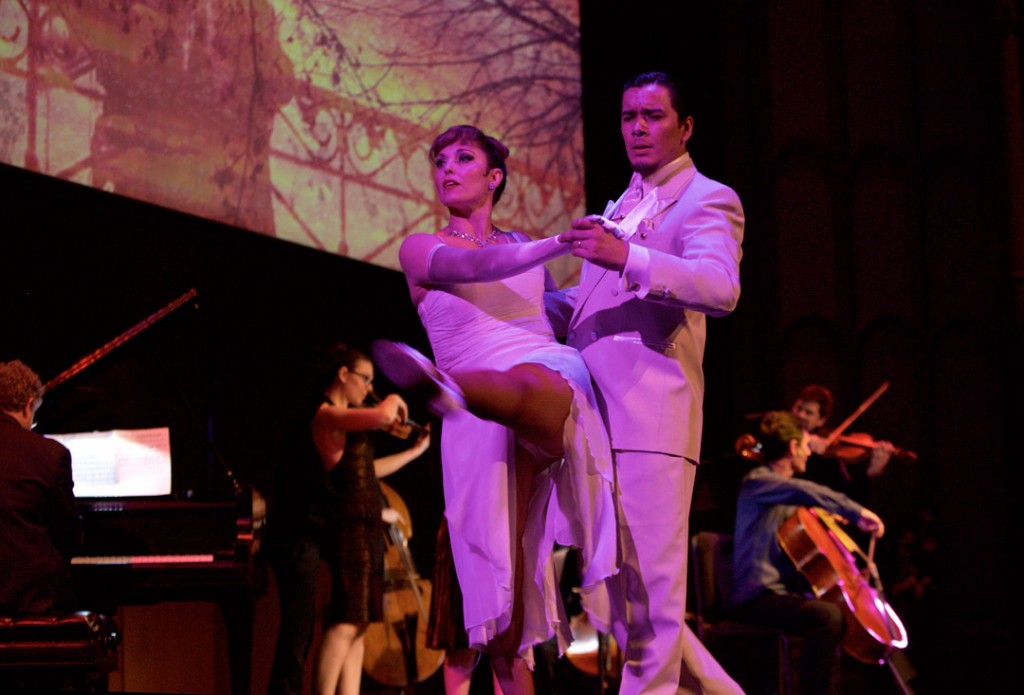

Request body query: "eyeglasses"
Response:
[351, 371, 374, 387]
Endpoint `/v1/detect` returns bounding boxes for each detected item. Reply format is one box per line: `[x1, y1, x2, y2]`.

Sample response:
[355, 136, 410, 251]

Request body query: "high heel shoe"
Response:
[371, 340, 466, 417]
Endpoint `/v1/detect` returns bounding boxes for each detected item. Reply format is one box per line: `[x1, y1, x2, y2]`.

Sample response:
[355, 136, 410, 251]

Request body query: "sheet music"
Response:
[47, 427, 172, 497]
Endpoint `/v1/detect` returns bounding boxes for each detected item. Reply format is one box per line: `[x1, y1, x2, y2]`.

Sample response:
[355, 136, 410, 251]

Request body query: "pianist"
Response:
[0, 359, 83, 615]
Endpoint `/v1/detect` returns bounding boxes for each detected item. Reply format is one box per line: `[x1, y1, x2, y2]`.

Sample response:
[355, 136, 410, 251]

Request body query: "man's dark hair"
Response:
[623, 71, 691, 120]
[794, 383, 834, 422]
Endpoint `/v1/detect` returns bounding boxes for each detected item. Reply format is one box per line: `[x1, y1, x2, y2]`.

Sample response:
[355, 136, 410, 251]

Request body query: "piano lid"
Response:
[32, 289, 236, 499]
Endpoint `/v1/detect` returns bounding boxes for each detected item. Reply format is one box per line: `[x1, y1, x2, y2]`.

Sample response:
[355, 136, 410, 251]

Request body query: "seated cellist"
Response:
[730, 411, 885, 695]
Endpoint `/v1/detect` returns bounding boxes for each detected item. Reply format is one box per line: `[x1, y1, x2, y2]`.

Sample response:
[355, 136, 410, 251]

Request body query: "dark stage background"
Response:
[2, 1, 1021, 692]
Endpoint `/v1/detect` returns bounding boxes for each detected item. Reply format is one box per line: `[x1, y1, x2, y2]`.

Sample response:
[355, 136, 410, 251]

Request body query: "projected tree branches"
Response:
[0, 0, 584, 283]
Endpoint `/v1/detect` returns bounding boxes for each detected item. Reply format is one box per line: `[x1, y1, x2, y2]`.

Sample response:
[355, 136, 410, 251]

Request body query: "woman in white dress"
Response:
[375, 125, 618, 695]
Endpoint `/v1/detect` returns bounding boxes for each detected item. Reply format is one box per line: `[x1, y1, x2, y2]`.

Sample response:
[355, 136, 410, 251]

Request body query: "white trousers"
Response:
[606, 451, 743, 695]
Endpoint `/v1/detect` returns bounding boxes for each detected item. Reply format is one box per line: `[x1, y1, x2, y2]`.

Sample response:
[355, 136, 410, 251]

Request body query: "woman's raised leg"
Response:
[454, 364, 571, 458]
[372, 341, 571, 457]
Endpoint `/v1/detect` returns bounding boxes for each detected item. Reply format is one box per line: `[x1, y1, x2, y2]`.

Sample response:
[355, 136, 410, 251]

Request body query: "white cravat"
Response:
[616, 181, 645, 219]
[613, 153, 692, 240]
[612, 153, 694, 295]
[615, 180, 659, 241]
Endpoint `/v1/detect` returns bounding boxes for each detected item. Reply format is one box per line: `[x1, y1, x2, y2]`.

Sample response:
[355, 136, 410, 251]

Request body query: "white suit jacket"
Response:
[549, 160, 744, 461]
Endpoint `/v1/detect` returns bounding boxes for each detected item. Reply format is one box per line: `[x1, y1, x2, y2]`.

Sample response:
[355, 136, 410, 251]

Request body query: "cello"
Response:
[777, 506, 912, 691]
[362, 481, 445, 690]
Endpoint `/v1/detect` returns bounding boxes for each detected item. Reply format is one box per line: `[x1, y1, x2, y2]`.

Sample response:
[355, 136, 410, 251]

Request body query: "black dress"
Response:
[322, 431, 386, 626]
[265, 405, 331, 695]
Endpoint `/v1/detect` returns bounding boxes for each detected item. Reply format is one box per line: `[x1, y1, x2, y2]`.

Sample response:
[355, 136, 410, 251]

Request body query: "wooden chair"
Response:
[690, 531, 798, 695]
[0, 611, 120, 692]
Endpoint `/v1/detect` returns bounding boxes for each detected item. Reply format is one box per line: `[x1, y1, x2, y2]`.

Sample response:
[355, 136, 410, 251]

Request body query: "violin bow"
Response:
[821, 380, 890, 451]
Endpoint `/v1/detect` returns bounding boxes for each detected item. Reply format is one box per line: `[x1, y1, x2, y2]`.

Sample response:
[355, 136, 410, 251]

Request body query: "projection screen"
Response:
[0, 1, 584, 286]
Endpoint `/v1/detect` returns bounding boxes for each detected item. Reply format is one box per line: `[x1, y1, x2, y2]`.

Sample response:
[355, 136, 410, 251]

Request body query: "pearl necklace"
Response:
[446, 226, 502, 247]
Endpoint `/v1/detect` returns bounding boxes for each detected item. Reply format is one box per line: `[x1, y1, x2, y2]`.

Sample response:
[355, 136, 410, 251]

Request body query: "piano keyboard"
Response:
[72, 554, 215, 565]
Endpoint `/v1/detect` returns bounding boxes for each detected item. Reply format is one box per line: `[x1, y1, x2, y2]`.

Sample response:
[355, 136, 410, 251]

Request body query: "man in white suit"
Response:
[554, 71, 744, 694]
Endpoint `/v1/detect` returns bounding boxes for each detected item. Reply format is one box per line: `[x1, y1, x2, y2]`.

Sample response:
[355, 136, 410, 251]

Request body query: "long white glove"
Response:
[418, 234, 569, 284]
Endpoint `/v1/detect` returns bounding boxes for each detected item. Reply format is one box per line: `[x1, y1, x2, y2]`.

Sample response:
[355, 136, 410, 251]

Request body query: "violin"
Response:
[738, 381, 918, 467]
[736, 430, 917, 473]
[362, 481, 445, 689]
[817, 431, 918, 463]
[814, 381, 916, 465]
[365, 392, 427, 440]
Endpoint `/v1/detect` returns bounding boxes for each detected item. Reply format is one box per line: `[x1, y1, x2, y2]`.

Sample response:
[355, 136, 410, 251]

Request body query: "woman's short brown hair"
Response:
[429, 125, 510, 205]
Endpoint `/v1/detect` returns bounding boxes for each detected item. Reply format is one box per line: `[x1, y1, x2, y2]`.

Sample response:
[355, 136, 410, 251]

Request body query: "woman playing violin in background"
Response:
[265, 342, 430, 695]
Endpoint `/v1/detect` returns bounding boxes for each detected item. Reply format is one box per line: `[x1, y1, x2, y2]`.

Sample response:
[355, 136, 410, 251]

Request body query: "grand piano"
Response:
[71, 492, 264, 695]
[35, 289, 267, 695]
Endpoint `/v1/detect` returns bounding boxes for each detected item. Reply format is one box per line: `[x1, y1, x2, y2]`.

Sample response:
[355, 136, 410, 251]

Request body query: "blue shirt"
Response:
[731, 465, 864, 608]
